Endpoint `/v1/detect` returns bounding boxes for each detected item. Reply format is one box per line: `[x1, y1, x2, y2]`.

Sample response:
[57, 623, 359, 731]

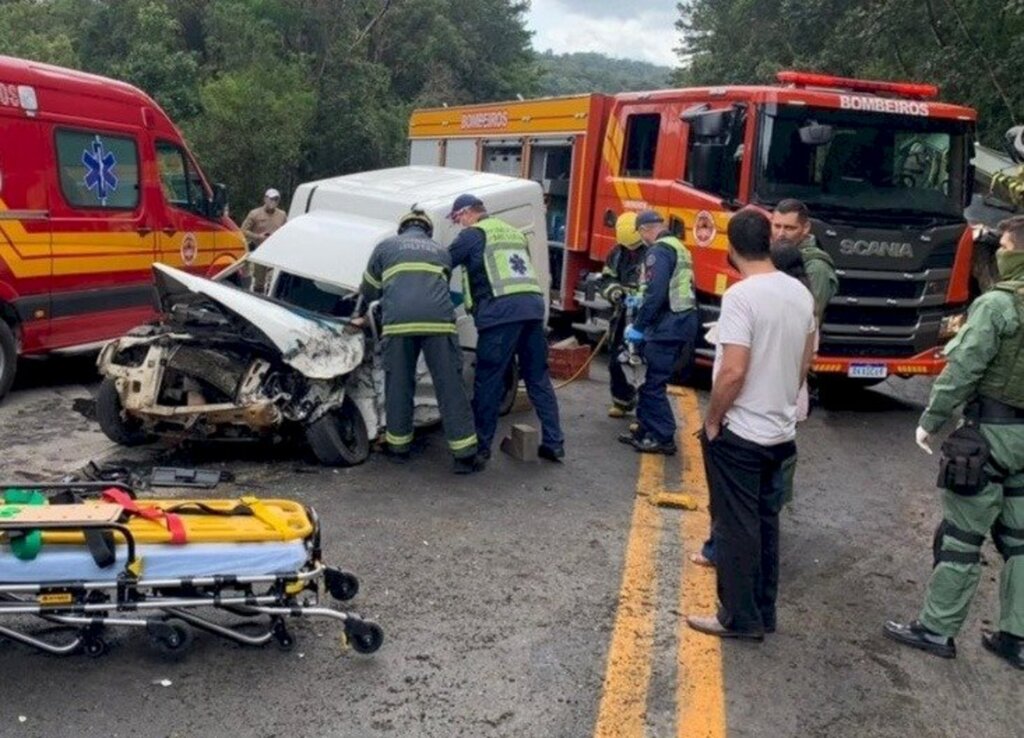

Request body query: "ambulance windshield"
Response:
[755, 104, 971, 221]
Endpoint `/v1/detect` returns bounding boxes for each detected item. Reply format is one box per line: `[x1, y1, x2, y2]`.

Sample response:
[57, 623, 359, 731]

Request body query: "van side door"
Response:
[48, 126, 156, 349]
[153, 139, 217, 274]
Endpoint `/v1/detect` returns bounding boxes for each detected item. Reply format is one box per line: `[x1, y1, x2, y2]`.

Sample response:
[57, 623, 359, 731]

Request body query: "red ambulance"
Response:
[0, 56, 245, 398]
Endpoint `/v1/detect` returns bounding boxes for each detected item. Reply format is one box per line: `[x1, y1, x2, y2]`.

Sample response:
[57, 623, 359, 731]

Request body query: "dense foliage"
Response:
[675, 0, 1024, 146]
[0, 0, 537, 210]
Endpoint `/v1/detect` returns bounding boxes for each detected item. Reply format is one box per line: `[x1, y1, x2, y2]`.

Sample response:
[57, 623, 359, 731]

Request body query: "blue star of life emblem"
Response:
[82, 136, 118, 205]
[509, 253, 528, 276]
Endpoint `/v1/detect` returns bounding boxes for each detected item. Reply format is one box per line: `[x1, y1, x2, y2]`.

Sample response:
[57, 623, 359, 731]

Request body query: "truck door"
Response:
[48, 126, 156, 349]
[153, 139, 216, 274]
[593, 103, 683, 261]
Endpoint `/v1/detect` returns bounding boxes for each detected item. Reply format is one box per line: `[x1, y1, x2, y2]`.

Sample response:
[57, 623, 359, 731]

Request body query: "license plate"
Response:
[847, 364, 888, 379]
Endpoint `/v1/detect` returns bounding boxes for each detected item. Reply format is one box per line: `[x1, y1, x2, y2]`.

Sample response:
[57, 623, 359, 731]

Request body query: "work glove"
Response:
[602, 282, 626, 304]
[624, 294, 642, 310]
[915, 426, 933, 455]
[624, 324, 645, 343]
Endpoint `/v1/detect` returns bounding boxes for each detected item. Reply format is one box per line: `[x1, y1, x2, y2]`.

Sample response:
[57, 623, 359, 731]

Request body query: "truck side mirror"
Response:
[799, 122, 834, 146]
[682, 105, 728, 139]
[210, 183, 229, 218]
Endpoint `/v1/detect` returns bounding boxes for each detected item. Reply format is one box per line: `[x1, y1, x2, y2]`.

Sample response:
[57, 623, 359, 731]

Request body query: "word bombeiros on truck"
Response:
[409, 71, 981, 384]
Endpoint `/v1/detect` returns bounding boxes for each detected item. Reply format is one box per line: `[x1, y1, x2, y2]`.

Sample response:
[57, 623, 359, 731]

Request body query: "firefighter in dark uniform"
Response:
[447, 194, 565, 462]
[360, 210, 481, 474]
[598, 211, 648, 417]
[619, 210, 698, 455]
[885, 215, 1024, 669]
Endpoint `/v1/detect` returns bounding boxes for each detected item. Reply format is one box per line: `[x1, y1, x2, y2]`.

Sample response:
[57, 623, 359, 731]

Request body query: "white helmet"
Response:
[1007, 126, 1024, 164]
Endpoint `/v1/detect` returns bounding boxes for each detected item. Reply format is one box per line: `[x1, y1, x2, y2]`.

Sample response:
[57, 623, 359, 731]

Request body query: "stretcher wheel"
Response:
[82, 636, 108, 658]
[271, 618, 295, 651]
[148, 618, 193, 661]
[348, 619, 384, 655]
[325, 568, 359, 601]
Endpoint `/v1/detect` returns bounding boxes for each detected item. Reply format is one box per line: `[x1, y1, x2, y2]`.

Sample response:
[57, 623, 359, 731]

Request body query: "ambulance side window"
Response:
[622, 113, 660, 178]
[55, 129, 139, 209]
[156, 141, 208, 216]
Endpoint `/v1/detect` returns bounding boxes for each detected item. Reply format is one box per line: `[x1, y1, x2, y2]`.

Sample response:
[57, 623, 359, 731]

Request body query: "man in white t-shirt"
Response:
[687, 209, 816, 641]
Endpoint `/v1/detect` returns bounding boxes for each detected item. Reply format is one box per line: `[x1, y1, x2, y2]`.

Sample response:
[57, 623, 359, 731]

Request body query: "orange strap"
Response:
[102, 488, 187, 544]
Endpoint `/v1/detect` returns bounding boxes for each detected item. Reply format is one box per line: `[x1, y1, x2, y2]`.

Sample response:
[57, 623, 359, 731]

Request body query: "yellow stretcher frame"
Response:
[0, 497, 313, 545]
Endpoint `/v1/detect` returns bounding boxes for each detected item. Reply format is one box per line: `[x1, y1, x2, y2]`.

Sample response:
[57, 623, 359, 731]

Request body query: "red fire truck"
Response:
[409, 71, 978, 381]
[0, 56, 245, 398]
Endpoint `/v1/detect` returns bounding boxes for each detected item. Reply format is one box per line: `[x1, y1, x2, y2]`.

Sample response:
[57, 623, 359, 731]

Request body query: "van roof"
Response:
[294, 165, 542, 215]
[0, 55, 160, 110]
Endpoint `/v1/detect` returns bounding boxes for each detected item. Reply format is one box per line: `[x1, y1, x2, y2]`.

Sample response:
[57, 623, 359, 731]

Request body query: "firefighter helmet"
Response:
[615, 211, 642, 248]
[398, 208, 434, 237]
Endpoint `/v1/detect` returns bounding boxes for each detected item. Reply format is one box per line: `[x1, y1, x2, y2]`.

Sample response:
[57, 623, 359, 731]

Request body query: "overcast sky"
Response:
[526, 0, 680, 68]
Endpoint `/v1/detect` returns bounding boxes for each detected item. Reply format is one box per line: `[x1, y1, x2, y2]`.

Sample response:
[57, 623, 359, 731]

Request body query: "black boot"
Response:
[633, 436, 677, 456]
[883, 619, 956, 659]
[453, 454, 486, 475]
[981, 631, 1024, 670]
[538, 444, 565, 463]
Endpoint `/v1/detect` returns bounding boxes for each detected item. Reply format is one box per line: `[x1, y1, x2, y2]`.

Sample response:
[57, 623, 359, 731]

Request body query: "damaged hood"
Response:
[152, 263, 363, 379]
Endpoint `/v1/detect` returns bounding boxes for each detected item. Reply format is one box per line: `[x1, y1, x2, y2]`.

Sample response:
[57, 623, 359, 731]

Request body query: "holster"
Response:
[937, 424, 991, 496]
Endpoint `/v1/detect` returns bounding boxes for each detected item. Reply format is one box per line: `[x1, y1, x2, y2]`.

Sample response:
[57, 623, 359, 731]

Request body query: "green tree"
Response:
[186, 64, 315, 209]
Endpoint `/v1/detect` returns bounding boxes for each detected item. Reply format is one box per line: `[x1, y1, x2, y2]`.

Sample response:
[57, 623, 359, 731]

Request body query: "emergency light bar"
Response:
[776, 71, 938, 100]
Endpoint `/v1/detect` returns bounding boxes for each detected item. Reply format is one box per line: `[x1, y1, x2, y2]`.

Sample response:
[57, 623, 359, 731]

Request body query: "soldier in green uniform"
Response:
[770, 199, 837, 325]
[884, 215, 1024, 670]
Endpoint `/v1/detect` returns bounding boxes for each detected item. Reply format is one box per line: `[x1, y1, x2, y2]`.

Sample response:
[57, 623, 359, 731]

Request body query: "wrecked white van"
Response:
[96, 166, 548, 465]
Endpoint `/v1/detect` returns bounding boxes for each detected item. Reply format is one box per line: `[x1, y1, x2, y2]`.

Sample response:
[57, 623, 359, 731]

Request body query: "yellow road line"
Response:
[674, 389, 726, 738]
[593, 453, 664, 738]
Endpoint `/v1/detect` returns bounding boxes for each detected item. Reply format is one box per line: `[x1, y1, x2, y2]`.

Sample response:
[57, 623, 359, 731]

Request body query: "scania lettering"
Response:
[840, 240, 915, 258]
[409, 70, 977, 380]
[0, 56, 246, 399]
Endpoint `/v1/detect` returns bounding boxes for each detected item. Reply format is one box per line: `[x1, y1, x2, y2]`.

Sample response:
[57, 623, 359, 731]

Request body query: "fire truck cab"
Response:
[409, 71, 978, 381]
[0, 56, 245, 398]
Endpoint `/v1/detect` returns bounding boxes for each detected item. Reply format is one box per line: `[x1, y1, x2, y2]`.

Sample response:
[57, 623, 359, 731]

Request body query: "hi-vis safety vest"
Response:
[463, 218, 543, 311]
[642, 235, 695, 313]
[979, 280, 1024, 409]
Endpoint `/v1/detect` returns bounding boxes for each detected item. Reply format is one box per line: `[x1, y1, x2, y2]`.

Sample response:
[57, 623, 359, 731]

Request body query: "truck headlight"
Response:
[939, 312, 966, 340]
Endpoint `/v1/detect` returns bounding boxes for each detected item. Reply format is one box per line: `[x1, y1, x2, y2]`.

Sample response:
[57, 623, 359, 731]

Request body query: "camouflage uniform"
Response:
[917, 254, 1024, 639]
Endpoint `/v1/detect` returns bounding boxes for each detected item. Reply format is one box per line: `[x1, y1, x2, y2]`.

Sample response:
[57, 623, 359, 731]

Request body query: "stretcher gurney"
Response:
[0, 482, 383, 659]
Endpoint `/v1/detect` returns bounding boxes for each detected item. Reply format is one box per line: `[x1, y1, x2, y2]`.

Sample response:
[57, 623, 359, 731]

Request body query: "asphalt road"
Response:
[0, 355, 1020, 738]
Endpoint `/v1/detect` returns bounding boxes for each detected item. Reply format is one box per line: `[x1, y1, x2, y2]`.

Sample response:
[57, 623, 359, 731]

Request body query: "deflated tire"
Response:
[305, 397, 370, 467]
[96, 377, 151, 446]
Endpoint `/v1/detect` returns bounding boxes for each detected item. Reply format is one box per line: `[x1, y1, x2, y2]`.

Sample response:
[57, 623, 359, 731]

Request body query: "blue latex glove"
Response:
[624, 324, 645, 343]
[624, 295, 642, 310]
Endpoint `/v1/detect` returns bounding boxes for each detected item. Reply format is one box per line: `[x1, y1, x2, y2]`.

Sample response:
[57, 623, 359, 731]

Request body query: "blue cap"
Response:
[449, 193, 484, 219]
[635, 209, 665, 227]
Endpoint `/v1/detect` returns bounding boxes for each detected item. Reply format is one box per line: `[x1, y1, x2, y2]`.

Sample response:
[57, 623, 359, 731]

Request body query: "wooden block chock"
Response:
[500, 423, 539, 461]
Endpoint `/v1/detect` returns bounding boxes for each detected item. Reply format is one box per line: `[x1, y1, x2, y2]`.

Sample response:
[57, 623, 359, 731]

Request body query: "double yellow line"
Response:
[594, 387, 726, 738]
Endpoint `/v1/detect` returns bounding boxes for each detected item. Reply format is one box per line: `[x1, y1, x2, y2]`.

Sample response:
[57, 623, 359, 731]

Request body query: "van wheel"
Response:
[499, 360, 519, 416]
[96, 377, 150, 446]
[0, 321, 16, 401]
[305, 397, 370, 467]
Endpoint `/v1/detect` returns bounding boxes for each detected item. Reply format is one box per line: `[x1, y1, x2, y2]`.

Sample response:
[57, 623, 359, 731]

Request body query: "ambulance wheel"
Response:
[499, 359, 519, 416]
[149, 618, 193, 661]
[305, 397, 369, 467]
[0, 320, 16, 401]
[96, 378, 150, 446]
[348, 619, 384, 655]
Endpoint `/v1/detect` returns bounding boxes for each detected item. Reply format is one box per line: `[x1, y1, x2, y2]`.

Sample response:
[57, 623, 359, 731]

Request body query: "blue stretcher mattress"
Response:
[0, 541, 309, 583]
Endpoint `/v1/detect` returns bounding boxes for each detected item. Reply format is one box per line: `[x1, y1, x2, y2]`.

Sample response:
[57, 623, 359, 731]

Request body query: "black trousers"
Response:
[702, 427, 796, 633]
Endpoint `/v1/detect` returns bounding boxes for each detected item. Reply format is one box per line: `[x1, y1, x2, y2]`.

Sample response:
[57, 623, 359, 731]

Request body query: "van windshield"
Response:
[754, 104, 971, 221]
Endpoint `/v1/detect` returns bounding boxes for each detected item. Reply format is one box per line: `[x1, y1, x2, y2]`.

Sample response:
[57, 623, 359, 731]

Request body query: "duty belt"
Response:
[965, 397, 1024, 424]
